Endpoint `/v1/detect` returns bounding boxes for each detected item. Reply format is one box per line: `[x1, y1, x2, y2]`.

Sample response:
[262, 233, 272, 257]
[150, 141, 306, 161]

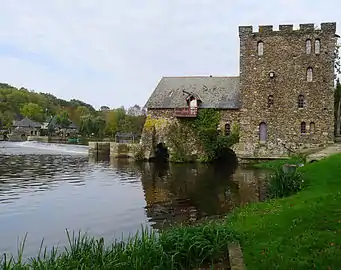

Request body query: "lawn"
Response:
[227, 153, 341, 269]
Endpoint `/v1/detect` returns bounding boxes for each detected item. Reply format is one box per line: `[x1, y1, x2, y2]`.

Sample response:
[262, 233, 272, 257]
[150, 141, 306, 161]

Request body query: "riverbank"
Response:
[229, 153, 341, 269]
[2, 154, 341, 269]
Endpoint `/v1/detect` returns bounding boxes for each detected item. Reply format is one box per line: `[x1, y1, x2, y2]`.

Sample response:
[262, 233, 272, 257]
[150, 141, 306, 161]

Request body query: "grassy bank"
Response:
[2, 154, 341, 269]
[252, 155, 306, 170]
[228, 153, 341, 269]
[1, 224, 234, 269]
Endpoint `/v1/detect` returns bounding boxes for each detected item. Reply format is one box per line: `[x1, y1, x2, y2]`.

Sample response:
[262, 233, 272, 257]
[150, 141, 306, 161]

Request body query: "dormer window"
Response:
[257, 41, 264, 56]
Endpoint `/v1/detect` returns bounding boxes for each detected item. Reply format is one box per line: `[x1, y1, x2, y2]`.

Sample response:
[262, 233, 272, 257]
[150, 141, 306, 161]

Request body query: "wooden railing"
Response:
[174, 107, 198, 117]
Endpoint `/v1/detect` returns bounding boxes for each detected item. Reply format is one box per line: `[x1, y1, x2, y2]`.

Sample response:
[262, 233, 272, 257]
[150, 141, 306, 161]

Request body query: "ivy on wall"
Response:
[168, 109, 240, 163]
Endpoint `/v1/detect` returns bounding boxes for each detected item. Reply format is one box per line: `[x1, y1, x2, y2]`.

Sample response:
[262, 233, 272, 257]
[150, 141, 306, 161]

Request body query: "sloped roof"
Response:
[47, 116, 77, 129]
[13, 117, 41, 128]
[145, 76, 240, 109]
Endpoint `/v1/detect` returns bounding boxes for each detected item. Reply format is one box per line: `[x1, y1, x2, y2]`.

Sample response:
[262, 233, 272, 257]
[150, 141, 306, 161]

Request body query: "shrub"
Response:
[266, 167, 306, 199]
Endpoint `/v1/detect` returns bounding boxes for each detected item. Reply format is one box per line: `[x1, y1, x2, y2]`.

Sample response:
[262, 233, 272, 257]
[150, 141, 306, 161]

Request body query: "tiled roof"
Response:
[13, 117, 41, 128]
[145, 76, 240, 109]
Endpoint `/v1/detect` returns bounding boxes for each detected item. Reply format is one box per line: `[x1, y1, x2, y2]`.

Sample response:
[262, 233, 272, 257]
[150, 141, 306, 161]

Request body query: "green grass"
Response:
[253, 156, 305, 170]
[1, 223, 234, 269]
[228, 153, 341, 269]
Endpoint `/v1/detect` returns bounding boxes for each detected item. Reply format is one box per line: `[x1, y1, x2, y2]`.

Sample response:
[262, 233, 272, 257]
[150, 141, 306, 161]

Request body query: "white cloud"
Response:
[0, 0, 339, 108]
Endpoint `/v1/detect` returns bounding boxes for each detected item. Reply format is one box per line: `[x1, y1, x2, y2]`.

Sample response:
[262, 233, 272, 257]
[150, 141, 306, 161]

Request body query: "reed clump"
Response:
[1, 222, 234, 270]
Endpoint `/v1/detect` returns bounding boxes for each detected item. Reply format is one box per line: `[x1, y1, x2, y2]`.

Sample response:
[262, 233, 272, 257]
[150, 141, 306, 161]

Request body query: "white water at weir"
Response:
[0, 141, 89, 155]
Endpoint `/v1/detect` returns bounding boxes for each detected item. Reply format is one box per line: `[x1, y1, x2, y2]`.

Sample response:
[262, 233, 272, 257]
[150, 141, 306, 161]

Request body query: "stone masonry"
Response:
[144, 22, 338, 159]
[238, 23, 337, 158]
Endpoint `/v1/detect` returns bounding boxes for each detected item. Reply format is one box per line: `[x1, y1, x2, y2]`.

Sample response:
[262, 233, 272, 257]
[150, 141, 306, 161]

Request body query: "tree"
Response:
[55, 111, 71, 128]
[20, 103, 44, 122]
[105, 108, 126, 136]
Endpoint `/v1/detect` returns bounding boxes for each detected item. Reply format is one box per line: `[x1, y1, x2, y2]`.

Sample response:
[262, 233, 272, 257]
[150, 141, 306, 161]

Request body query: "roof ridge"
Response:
[162, 76, 239, 79]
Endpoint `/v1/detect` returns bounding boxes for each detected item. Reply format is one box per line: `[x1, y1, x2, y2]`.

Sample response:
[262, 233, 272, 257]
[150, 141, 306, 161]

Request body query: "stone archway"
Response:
[154, 142, 169, 162]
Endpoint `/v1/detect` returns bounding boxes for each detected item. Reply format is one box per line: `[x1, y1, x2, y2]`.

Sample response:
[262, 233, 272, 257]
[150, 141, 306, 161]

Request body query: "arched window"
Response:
[259, 122, 267, 142]
[307, 67, 313, 82]
[225, 123, 231, 136]
[257, 41, 264, 56]
[268, 95, 274, 108]
[301, 122, 306, 134]
[306, 39, 312, 54]
[298, 95, 304, 108]
[315, 39, 321, 54]
[310, 122, 315, 134]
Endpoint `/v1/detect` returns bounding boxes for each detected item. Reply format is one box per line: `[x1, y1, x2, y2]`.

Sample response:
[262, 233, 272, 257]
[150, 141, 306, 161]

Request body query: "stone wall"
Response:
[142, 108, 241, 161]
[238, 23, 337, 158]
[110, 142, 136, 158]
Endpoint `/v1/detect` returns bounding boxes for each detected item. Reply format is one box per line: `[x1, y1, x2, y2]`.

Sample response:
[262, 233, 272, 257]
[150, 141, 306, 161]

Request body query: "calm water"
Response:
[0, 141, 267, 257]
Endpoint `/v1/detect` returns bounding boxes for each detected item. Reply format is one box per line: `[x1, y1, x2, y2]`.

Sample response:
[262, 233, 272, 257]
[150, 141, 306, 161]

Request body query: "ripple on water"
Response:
[0, 141, 269, 258]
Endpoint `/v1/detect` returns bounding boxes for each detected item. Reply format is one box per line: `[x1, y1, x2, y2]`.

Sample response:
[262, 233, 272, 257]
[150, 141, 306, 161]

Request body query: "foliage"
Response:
[166, 122, 197, 163]
[0, 82, 146, 138]
[79, 115, 106, 138]
[176, 109, 239, 162]
[228, 154, 341, 269]
[254, 155, 306, 170]
[1, 223, 233, 269]
[55, 111, 71, 129]
[266, 167, 305, 199]
[20, 103, 44, 122]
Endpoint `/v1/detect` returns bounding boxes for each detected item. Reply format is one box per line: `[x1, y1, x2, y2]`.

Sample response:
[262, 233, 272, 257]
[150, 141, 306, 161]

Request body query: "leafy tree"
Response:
[55, 111, 71, 128]
[20, 103, 44, 122]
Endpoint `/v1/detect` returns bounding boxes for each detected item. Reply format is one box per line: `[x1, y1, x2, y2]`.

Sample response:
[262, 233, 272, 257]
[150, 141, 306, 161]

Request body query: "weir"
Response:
[88, 142, 136, 159]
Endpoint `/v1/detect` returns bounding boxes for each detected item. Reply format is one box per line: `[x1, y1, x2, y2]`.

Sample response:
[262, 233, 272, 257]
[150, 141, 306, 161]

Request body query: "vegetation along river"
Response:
[0, 141, 268, 258]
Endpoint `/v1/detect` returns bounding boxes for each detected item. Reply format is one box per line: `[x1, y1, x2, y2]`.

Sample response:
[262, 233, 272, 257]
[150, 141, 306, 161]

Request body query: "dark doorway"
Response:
[154, 142, 169, 162]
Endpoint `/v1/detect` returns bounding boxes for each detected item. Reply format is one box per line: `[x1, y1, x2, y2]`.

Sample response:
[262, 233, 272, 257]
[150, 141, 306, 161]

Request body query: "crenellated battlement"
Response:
[239, 22, 336, 36]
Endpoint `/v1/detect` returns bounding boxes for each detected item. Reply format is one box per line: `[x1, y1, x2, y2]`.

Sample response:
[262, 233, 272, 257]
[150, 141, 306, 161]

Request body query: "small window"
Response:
[257, 41, 264, 56]
[301, 122, 306, 134]
[259, 122, 267, 142]
[298, 95, 304, 108]
[307, 67, 313, 82]
[225, 123, 231, 136]
[315, 39, 321, 54]
[306, 39, 312, 54]
[310, 122, 315, 134]
[268, 95, 274, 107]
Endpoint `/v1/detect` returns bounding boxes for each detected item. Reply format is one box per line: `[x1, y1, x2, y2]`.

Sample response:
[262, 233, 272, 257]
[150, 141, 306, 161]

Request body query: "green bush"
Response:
[266, 168, 306, 199]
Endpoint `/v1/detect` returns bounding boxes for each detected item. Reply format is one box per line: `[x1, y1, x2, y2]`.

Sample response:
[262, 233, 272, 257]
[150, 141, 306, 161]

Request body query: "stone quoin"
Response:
[143, 22, 338, 160]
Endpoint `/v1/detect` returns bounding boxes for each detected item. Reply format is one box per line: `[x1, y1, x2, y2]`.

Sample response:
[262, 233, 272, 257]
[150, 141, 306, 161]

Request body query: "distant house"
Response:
[43, 116, 78, 137]
[11, 117, 42, 137]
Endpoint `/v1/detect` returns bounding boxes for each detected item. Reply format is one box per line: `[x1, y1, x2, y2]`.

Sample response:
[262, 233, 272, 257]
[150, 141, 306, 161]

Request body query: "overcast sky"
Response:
[0, 1, 339, 109]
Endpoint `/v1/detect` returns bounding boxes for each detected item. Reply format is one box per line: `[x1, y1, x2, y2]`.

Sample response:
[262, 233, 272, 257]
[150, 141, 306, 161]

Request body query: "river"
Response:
[0, 141, 268, 258]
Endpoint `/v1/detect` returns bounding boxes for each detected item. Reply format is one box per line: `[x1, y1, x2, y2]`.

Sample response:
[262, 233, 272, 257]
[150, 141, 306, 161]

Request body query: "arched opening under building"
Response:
[213, 148, 238, 170]
[154, 142, 169, 162]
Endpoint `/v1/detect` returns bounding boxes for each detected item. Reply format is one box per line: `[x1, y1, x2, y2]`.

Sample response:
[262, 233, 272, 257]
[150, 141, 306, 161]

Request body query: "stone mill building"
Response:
[144, 22, 338, 159]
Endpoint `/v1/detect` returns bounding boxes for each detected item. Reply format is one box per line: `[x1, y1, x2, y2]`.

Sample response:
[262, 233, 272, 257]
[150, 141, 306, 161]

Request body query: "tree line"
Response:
[0, 83, 146, 138]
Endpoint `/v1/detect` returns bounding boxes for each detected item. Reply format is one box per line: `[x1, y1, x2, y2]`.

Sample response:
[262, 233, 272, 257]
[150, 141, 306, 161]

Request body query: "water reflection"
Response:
[94, 156, 268, 230]
[0, 144, 267, 257]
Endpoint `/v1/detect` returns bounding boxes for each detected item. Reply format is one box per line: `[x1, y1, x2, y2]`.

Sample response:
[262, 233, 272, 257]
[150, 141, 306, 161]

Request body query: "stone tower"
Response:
[237, 23, 337, 157]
